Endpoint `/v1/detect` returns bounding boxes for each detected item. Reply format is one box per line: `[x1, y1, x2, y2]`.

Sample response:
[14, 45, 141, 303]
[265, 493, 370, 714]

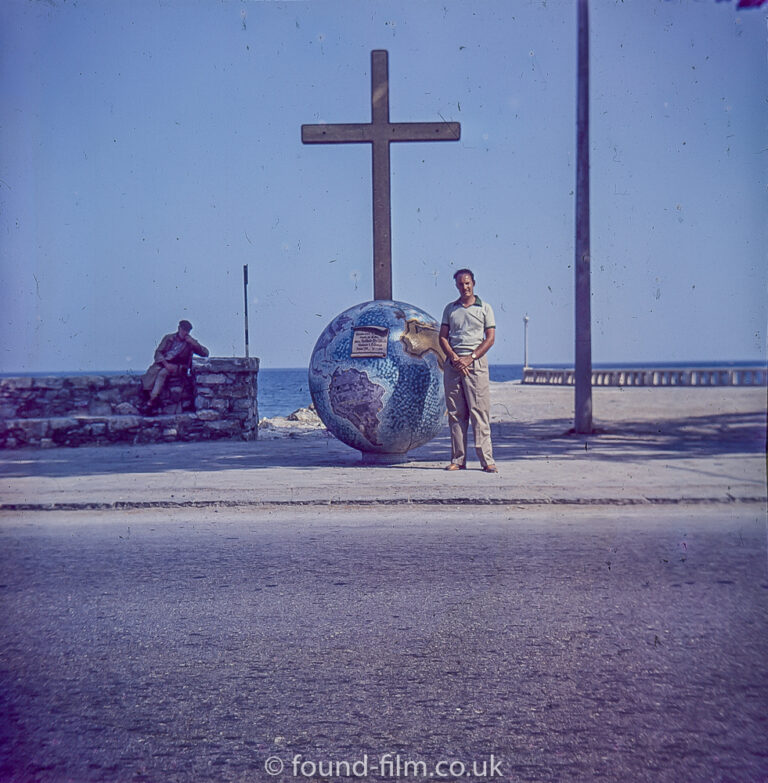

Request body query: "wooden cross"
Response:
[302, 49, 461, 300]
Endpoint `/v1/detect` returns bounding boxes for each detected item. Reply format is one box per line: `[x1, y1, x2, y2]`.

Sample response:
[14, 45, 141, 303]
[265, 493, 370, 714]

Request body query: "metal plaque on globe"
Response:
[351, 326, 389, 358]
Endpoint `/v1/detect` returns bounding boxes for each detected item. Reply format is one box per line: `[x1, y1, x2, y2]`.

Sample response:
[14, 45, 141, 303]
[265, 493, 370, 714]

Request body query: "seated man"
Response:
[140, 320, 209, 414]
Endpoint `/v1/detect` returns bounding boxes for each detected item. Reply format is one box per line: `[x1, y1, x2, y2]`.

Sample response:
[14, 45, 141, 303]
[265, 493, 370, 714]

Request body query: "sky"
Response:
[1, 0, 766, 373]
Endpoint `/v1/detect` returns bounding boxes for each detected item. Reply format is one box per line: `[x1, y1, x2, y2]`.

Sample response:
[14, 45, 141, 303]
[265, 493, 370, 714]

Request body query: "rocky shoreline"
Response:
[257, 404, 329, 439]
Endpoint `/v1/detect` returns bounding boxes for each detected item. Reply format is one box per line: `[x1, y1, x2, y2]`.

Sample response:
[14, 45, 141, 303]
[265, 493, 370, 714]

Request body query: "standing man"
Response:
[439, 269, 498, 473]
[141, 320, 209, 414]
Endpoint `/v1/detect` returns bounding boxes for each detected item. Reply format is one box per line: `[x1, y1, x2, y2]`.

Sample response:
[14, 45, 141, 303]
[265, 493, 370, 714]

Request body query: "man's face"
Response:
[178, 327, 190, 339]
[455, 273, 475, 299]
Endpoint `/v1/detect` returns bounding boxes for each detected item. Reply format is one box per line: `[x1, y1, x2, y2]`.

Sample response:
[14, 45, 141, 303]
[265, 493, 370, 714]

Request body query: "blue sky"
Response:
[1, 0, 766, 372]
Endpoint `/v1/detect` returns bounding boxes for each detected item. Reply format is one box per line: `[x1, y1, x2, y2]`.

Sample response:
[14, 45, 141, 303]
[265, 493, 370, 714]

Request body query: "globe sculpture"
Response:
[309, 300, 446, 463]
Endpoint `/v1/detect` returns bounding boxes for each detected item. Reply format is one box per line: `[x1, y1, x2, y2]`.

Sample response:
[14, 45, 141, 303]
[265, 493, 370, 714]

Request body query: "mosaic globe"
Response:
[309, 300, 446, 462]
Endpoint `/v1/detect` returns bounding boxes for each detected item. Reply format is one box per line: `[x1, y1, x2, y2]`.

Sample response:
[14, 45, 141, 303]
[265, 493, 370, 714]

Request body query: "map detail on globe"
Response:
[309, 300, 446, 459]
[328, 367, 385, 446]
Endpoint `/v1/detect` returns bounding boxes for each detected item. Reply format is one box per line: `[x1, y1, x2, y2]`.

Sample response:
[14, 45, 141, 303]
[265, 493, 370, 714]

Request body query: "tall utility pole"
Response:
[574, 0, 593, 433]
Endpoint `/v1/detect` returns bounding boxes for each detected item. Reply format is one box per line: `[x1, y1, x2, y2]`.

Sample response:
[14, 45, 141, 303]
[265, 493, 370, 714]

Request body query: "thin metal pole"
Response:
[243, 264, 250, 359]
[523, 315, 530, 369]
[574, 0, 593, 433]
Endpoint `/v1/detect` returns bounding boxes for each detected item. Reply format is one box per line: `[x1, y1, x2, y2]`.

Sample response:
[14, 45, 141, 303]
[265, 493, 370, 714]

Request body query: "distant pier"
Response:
[522, 366, 767, 387]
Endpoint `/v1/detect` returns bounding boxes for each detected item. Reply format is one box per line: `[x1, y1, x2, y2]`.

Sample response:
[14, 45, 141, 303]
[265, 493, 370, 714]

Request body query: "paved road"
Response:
[1, 505, 767, 783]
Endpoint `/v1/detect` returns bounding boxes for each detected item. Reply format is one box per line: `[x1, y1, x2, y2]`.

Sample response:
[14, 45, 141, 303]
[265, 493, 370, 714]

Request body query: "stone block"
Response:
[49, 417, 79, 431]
[108, 416, 142, 432]
[196, 409, 220, 421]
[21, 419, 49, 439]
[89, 401, 113, 416]
[204, 419, 241, 434]
[195, 373, 228, 385]
[48, 403, 74, 418]
[115, 402, 139, 415]
[95, 388, 120, 402]
[70, 376, 106, 389]
[0, 377, 33, 390]
[220, 378, 248, 391]
[5, 420, 42, 446]
[107, 375, 138, 387]
[0, 403, 19, 418]
[193, 356, 259, 374]
[32, 377, 65, 390]
[17, 400, 49, 418]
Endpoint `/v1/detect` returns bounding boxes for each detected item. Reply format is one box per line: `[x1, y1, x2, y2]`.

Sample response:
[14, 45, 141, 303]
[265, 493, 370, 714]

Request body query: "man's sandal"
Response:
[444, 463, 466, 471]
[482, 464, 499, 473]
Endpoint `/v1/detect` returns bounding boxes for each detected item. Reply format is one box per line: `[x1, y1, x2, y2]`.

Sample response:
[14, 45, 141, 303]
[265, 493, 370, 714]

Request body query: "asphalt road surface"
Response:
[1, 505, 766, 783]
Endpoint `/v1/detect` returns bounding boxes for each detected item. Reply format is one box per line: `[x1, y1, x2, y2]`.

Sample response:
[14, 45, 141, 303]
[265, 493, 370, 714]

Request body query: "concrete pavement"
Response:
[1, 385, 765, 510]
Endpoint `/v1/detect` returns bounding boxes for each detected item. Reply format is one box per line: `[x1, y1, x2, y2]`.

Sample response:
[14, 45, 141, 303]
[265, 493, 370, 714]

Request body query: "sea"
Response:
[3, 361, 764, 420]
[256, 365, 526, 419]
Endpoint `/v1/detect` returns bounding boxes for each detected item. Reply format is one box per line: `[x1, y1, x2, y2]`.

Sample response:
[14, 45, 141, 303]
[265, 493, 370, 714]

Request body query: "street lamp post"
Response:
[523, 315, 530, 370]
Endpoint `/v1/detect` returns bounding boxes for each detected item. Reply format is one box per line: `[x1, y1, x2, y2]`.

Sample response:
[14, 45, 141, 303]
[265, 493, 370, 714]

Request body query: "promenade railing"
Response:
[521, 366, 767, 387]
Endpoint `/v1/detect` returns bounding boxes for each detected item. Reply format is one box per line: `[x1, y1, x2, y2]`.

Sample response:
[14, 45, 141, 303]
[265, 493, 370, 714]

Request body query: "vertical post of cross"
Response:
[370, 51, 392, 301]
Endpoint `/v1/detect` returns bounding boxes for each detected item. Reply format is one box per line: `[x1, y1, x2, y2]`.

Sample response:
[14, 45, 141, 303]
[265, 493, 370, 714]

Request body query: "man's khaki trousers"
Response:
[443, 355, 494, 468]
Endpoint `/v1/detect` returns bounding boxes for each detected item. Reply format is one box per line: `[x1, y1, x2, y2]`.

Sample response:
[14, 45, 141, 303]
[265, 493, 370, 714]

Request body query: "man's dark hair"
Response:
[453, 268, 475, 283]
[178, 319, 193, 331]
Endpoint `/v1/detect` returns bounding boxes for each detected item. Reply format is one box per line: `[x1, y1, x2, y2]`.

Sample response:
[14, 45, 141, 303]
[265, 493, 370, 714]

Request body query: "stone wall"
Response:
[0, 357, 259, 449]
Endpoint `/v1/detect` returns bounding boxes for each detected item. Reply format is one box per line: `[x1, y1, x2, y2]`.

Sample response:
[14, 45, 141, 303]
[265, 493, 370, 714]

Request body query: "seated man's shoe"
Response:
[444, 463, 466, 471]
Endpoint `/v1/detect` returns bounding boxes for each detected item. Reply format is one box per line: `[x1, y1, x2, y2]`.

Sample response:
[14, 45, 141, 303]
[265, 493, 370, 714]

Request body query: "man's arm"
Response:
[153, 334, 173, 364]
[474, 327, 495, 360]
[186, 336, 209, 358]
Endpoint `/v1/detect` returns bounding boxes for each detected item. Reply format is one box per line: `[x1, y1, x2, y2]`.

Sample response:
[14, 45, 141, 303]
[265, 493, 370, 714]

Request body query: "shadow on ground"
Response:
[408, 410, 766, 464]
[1, 408, 764, 481]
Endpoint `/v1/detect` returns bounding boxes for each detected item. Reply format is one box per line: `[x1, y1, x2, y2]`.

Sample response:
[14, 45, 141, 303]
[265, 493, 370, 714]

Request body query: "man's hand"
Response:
[451, 354, 472, 377]
[455, 354, 473, 369]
